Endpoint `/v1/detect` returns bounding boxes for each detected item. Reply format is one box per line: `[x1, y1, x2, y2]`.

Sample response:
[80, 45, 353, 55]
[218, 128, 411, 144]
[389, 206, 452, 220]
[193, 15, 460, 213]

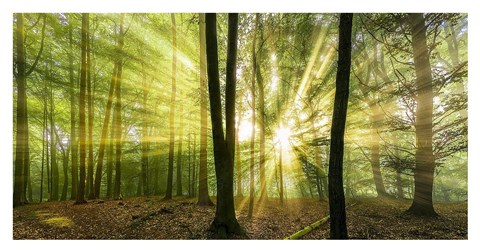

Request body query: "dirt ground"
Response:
[13, 196, 467, 240]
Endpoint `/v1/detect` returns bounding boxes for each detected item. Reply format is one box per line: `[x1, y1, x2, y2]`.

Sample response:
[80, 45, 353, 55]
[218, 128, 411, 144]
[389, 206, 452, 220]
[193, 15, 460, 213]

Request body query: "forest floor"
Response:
[13, 196, 467, 240]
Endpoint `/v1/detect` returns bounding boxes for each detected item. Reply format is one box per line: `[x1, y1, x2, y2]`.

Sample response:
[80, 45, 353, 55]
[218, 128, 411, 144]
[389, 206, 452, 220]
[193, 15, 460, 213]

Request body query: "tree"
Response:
[87, 23, 95, 200]
[406, 13, 437, 216]
[76, 13, 89, 204]
[328, 13, 353, 239]
[165, 13, 177, 200]
[197, 13, 213, 206]
[69, 13, 79, 201]
[14, 13, 46, 207]
[248, 13, 259, 218]
[113, 14, 125, 200]
[13, 13, 28, 207]
[205, 13, 243, 237]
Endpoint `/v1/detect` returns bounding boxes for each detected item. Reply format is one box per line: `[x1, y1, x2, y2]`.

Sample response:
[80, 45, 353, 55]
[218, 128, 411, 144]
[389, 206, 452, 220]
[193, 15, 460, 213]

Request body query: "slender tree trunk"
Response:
[113, 14, 125, 200]
[206, 13, 243, 237]
[328, 13, 353, 239]
[40, 102, 46, 203]
[140, 66, 150, 196]
[50, 63, 59, 201]
[93, 65, 117, 198]
[197, 13, 213, 206]
[76, 13, 89, 204]
[407, 13, 437, 216]
[86, 26, 95, 200]
[165, 13, 177, 200]
[192, 132, 197, 197]
[248, 14, 259, 218]
[235, 109, 243, 197]
[25, 113, 32, 203]
[176, 106, 184, 196]
[69, 15, 78, 201]
[106, 121, 114, 198]
[256, 14, 267, 200]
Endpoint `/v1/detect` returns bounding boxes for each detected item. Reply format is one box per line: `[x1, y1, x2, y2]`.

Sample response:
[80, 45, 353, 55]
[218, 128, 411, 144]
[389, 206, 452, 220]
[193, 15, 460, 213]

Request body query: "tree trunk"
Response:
[205, 13, 243, 237]
[328, 13, 353, 239]
[113, 14, 125, 200]
[50, 62, 59, 201]
[69, 14, 78, 201]
[106, 120, 114, 198]
[176, 105, 184, 196]
[235, 108, 243, 197]
[76, 13, 89, 204]
[197, 13, 213, 206]
[141, 66, 150, 196]
[370, 107, 387, 197]
[256, 14, 267, 200]
[40, 101, 47, 203]
[13, 13, 27, 207]
[87, 25, 95, 200]
[93, 64, 117, 198]
[248, 13, 259, 218]
[165, 13, 177, 200]
[407, 13, 437, 216]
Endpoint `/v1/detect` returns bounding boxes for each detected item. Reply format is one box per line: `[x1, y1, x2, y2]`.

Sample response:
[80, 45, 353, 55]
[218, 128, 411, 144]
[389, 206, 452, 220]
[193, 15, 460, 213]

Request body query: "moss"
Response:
[41, 217, 73, 228]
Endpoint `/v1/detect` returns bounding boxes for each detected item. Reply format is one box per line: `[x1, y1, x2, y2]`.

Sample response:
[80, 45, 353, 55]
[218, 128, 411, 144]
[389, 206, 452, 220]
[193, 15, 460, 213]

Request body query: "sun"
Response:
[274, 127, 292, 148]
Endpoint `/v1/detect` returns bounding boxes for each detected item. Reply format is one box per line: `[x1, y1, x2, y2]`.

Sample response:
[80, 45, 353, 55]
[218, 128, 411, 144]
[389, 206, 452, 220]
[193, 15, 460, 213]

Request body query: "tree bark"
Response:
[407, 13, 437, 216]
[76, 13, 89, 204]
[197, 13, 213, 206]
[328, 13, 353, 239]
[206, 13, 243, 237]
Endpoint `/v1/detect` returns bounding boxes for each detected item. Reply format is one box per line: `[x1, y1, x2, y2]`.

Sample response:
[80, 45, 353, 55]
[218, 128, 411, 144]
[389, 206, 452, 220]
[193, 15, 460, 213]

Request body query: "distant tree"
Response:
[328, 13, 353, 239]
[165, 13, 177, 200]
[113, 13, 125, 200]
[68, 13, 79, 201]
[205, 13, 243, 237]
[248, 13, 259, 218]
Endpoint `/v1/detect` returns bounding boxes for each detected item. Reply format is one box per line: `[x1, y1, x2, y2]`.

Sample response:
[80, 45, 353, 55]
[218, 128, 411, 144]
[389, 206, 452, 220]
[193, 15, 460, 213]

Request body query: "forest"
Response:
[12, 13, 467, 240]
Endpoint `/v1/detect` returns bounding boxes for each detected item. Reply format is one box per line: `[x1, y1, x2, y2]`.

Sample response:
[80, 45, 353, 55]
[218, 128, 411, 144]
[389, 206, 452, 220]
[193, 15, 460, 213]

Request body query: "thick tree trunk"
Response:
[197, 13, 213, 206]
[370, 108, 387, 197]
[206, 13, 243, 237]
[14, 13, 27, 207]
[328, 13, 353, 239]
[76, 13, 89, 204]
[165, 13, 177, 200]
[407, 13, 437, 216]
